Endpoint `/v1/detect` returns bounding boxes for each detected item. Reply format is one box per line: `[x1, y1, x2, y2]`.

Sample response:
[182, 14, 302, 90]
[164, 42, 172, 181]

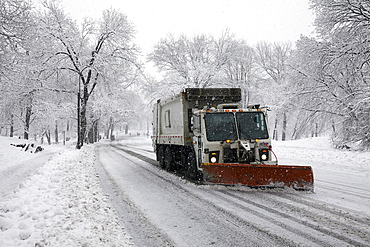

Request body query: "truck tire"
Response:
[185, 147, 203, 183]
[164, 146, 174, 171]
[158, 145, 165, 168]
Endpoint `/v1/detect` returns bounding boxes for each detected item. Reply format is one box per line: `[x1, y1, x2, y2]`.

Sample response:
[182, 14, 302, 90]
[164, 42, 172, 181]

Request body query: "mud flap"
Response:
[201, 163, 314, 191]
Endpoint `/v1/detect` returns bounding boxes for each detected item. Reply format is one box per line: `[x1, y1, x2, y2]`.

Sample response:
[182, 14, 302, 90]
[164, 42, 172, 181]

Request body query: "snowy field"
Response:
[0, 135, 369, 246]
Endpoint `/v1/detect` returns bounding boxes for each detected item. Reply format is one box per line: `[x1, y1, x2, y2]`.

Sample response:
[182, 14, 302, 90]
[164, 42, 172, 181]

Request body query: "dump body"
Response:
[152, 88, 314, 190]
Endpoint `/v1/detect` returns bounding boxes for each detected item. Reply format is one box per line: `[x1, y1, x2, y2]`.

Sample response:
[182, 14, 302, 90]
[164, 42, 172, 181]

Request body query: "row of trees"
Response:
[145, 32, 296, 142]
[0, 0, 146, 148]
[1, 0, 369, 149]
[144, 0, 370, 149]
[296, 0, 370, 148]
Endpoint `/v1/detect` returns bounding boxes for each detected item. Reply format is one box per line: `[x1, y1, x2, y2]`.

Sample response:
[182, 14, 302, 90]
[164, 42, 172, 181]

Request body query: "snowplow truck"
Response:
[152, 88, 314, 190]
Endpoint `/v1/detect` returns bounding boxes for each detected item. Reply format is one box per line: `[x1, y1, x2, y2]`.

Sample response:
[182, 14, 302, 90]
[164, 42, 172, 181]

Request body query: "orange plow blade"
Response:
[201, 163, 314, 191]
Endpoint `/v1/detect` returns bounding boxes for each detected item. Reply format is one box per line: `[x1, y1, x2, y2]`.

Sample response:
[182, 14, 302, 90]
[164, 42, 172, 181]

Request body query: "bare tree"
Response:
[148, 31, 236, 90]
[0, 0, 33, 136]
[223, 40, 256, 106]
[254, 41, 292, 141]
[290, 0, 370, 148]
[0, 0, 32, 52]
[40, 2, 139, 148]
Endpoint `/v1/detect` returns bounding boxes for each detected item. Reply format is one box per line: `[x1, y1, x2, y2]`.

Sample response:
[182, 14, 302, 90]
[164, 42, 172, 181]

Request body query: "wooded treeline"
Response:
[146, 0, 370, 149]
[1, 0, 369, 149]
[0, 0, 146, 148]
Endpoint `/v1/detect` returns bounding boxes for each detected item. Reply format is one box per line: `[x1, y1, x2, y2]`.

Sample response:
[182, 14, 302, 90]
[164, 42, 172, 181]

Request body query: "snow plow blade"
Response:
[201, 163, 314, 191]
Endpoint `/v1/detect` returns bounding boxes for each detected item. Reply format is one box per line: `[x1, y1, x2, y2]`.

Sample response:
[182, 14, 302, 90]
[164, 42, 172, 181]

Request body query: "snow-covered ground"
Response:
[274, 136, 370, 177]
[0, 135, 369, 246]
[0, 136, 132, 247]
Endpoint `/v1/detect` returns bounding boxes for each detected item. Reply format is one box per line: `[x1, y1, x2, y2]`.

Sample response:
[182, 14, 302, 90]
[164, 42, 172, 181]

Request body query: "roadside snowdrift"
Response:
[274, 136, 370, 177]
[0, 137, 132, 247]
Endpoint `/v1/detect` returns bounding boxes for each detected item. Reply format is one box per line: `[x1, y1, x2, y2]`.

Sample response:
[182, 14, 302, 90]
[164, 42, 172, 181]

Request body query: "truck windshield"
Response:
[236, 112, 269, 140]
[205, 112, 269, 141]
[204, 113, 238, 141]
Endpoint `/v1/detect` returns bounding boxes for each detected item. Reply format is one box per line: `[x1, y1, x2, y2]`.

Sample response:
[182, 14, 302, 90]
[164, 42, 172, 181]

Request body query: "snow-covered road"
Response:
[1, 135, 369, 246]
[96, 137, 370, 247]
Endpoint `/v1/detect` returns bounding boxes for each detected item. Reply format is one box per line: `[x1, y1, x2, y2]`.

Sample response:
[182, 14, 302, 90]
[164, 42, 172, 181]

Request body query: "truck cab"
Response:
[191, 105, 276, 167]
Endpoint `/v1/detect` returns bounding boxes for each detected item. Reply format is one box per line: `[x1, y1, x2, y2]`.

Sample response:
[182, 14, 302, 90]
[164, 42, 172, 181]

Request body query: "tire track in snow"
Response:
[218, 190, 370, 246]
[96, 145, 176, 247]
[109, 144, 296, 246]
[273, 192, 370, 227]
[316, 179, 370, 193]
[276, 193, 370, 224]
[117, 143, 154, 154]
[316, 179, 370, 199]
[113, 143, 370, 247]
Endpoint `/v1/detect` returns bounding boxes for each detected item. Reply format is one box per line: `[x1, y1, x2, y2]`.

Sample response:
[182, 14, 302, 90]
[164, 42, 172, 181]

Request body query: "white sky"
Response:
[59, 0, 316, 55]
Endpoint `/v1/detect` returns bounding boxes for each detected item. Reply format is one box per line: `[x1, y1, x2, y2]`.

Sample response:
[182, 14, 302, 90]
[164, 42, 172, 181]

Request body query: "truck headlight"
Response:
[260, 149, 269, 161]
[209, 151, 219, 163]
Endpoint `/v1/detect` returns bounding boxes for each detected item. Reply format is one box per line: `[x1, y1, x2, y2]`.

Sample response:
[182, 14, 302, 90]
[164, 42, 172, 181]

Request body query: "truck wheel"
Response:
[185, 148, 203, 183]
[164, 146, 174, 171]
[158, 145, 165, 168]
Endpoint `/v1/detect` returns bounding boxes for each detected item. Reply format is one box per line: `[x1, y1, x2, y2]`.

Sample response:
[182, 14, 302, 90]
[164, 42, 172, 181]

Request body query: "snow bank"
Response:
[273, 136, 370, 177]
[0, 137, 41, 171]
[0, 140, 133, 247]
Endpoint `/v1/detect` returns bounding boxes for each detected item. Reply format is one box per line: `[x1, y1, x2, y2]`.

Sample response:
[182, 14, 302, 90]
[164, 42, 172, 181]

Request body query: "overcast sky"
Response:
[59, 0, 316, 55]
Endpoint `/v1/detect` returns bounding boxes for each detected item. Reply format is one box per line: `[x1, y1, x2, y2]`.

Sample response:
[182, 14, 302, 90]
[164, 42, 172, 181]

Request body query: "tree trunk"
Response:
[332, 120, 336, 135]
[273, 114, 278, 141]
[282, 112, 287, 141]
[107, 116, 114, 139]
[109, 117, 115, 140]
[94, 120, 99, 142]
[24, 106, 32, 140]
[110, 123, 115, 140]
[242, 87, 249, 108]
[291, 119, 299, 140]
[45, 130, 51, 145]
[88, 125, 93, 144]
[80, 103, 87, 145]
[55, 120, 59, 144]
[10, 114, 14, 137]
[66, 120, 70, 140]
[87, 120, 98, 144]
[77, 87, 88, 149]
